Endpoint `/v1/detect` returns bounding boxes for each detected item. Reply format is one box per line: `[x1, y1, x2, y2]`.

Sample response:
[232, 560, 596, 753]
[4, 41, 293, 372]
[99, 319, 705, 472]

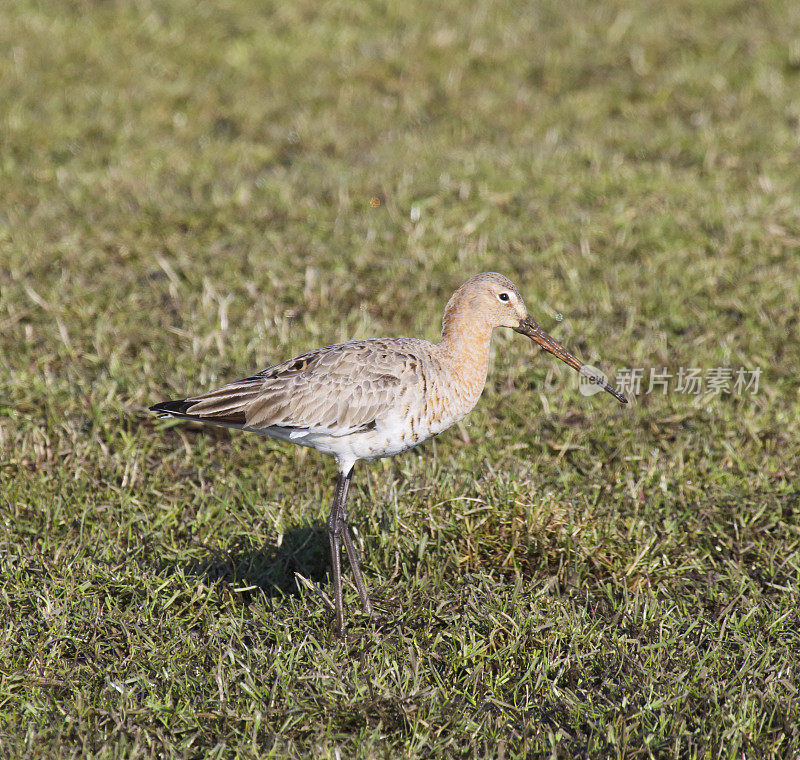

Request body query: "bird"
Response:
[150, 272, 627, 636]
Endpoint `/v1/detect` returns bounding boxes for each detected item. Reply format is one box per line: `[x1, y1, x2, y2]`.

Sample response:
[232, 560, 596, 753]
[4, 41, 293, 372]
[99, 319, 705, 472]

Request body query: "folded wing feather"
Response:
[178, 339, 423, 436]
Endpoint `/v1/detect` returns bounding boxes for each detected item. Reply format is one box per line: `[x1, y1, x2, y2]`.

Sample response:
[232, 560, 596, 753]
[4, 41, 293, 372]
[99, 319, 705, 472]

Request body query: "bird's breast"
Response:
[416, 355, 488, 435]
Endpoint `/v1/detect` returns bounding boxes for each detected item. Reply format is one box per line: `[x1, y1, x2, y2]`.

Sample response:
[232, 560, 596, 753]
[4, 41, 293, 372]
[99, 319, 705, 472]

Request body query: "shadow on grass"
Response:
[167, 522, 332, 601]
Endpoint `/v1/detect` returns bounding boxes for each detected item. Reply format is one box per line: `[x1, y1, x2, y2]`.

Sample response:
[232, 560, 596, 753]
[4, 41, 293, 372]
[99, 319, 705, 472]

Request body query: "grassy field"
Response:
[2, 0, 800, 757]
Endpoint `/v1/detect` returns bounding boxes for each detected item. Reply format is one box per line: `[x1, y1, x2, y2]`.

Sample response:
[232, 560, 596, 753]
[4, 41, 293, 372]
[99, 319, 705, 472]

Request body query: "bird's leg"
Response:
[327, 468, 350, 636]
[339, 494, 374, 619]
[327, 466, 374, 635]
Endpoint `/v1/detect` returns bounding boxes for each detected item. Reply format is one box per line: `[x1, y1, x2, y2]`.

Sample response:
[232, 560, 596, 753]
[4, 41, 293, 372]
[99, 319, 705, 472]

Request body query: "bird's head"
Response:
[444, 272, 528, 330]
[443, 272, 627, 404]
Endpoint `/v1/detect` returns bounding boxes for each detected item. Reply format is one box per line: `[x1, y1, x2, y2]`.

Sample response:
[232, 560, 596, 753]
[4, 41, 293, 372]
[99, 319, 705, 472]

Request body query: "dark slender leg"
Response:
[327, 466, 374, 635]
[340, 501, 374, 617]
[327, 469, 350, 636]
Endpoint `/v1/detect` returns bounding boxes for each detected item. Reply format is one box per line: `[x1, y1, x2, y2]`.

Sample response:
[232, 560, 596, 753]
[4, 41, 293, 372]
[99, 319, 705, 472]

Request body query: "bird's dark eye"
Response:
[498, 292, 510, 302]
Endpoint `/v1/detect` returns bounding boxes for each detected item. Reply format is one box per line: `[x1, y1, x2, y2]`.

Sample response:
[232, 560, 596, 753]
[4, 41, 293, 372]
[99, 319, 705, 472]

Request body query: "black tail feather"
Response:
[150, 399, 194, 417]
[149, 398, 247, 427]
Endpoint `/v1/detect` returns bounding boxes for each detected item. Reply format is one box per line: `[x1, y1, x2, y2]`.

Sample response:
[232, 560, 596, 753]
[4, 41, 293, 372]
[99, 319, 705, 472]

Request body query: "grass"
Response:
[2, 0, 800, 756]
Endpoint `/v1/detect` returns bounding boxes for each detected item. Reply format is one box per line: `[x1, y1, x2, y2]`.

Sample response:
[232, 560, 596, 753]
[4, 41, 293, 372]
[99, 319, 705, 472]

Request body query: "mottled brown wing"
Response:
[177, 339, 423, 435]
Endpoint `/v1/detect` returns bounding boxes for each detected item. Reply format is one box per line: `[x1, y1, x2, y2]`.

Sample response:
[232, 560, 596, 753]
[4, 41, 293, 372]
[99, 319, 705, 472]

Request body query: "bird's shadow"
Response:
[168, 521, 332, 601]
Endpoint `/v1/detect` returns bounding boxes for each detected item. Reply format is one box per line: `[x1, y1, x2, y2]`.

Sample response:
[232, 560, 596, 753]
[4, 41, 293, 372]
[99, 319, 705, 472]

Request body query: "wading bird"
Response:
[151, 273, 627, 635]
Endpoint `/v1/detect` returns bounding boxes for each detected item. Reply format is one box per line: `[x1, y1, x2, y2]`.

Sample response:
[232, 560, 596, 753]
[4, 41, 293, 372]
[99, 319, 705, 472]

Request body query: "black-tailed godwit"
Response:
[151, 272, 627, 635]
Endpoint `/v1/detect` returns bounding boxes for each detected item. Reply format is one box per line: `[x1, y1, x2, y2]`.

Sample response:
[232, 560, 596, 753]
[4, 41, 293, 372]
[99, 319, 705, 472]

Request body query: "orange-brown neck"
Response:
[437, 306, 494, 403]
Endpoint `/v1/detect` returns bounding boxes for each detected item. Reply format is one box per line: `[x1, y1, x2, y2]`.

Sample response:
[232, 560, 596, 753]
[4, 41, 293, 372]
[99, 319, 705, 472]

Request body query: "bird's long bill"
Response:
[514, 316, 628, 404]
